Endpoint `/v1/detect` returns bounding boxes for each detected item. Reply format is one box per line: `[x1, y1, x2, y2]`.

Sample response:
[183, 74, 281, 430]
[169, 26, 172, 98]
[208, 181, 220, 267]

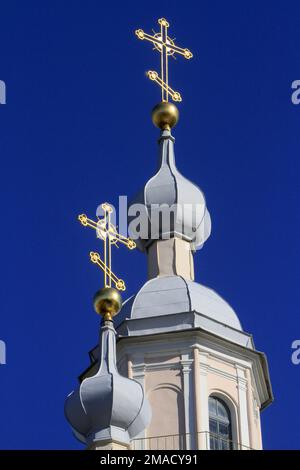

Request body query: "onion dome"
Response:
[128, 128, 211, 252]
[120, 276, 241, 331]
[114, 276, 249, 348]
[65, 321, 151, 447]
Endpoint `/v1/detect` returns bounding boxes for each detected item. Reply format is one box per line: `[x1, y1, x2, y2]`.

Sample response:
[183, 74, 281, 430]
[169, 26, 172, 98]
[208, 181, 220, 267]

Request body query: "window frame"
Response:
[208, 395, 233, 450]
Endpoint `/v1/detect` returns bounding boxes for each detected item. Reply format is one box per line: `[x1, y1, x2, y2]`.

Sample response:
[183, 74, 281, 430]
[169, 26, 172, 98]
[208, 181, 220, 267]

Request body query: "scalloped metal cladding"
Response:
[127, 129, 211, 252]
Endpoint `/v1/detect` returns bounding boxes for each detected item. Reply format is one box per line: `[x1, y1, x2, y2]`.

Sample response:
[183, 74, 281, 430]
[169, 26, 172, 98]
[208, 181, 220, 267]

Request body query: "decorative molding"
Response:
[132, 365, 146, 381]
[116, 329, 268, 411]
[198, 363, 209, 449]
[148, 382, 182, 395]
[180, 357, 193, 372]
[253, 398, 259, 421]
[131, 354, 146, 385]
[235, 365, 250, 448]
[196, 343, 262, 406]
[208, 365, 238, 383]
[180, 353, 194, 450]
[122, 336, 263, 450]
[193, 348, 201, 449]
[236, 365, 248, 392]
[143, 362, 181, 371]
[208, 389, 240, 448]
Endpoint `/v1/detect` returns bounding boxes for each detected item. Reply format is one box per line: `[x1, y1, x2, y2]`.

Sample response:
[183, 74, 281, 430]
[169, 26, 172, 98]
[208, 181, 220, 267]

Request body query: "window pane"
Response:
[219, 422, 229, 437]
[221, 438, 230, 450]
[209, 418, 217, 434]
[209, 436, 215, 450]
[209, 397, 232, 450]
[217, 400, 229, 421]
[209, 397, 217, 416]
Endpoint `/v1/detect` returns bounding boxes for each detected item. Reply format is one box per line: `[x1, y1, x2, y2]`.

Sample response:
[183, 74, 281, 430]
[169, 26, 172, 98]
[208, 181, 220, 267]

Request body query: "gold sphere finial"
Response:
[93, 287, 122, 321]
[151, 101, 179, 130]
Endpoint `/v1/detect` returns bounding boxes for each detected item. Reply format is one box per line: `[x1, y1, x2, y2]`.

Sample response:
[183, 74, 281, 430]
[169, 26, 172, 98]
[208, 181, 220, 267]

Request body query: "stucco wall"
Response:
[145, 355, 184, 441]
[115, 333, 265, 450]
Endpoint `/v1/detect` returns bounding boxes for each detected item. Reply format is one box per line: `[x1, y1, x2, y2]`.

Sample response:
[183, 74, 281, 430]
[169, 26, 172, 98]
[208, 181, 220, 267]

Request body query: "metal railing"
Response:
[131, 432, 253, 450]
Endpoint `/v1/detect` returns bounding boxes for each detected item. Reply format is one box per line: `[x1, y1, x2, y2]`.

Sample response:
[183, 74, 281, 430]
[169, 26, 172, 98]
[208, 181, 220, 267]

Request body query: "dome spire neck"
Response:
[97, 321, 118, 376]
[158, 129, 176, 169]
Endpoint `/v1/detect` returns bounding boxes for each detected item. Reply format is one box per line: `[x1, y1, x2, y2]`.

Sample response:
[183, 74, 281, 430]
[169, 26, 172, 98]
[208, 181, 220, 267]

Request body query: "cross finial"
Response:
[135, 18, 193, 102]
[78, 203, 136, 291]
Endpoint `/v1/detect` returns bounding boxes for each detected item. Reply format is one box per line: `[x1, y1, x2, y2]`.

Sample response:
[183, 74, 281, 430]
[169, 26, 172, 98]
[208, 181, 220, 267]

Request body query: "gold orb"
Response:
[151, 101, 179, 130]
[93, 287, 122, 321]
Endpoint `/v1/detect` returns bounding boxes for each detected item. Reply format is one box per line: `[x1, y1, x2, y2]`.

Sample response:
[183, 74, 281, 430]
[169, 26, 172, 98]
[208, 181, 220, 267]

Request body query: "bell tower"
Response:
[65, 17, 273, 450]
[77, 118, 273, 449]
[118, 125, 272, 450]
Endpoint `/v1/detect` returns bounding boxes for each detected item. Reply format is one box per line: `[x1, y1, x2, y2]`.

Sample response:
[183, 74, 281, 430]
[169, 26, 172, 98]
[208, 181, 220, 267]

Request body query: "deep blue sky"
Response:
[0, 1, 299, 450]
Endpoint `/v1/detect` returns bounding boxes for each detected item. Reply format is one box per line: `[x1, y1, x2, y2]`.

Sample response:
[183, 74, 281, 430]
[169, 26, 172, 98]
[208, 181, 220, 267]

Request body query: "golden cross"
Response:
[78, 202, 136, 291]
[135, 18, 193, 102]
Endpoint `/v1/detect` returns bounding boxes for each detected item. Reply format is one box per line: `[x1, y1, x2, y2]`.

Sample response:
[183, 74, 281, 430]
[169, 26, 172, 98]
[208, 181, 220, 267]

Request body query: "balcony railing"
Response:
[131, 432, 253, 450]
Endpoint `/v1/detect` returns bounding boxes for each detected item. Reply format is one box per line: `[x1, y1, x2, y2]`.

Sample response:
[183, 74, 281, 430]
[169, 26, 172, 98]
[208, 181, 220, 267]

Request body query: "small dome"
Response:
[65, 322, 151, 446]
[118, 276, 242, 331]
[128, 129, 211, 252]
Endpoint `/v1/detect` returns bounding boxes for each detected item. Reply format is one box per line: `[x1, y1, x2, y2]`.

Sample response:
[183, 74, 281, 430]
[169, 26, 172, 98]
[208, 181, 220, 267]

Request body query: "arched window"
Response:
[209, 396, 233, 450]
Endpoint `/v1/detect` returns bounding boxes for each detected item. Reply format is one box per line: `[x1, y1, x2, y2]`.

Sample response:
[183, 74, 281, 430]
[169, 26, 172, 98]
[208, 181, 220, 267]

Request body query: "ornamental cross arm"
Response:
[135, 18, 193, 102]
[78, 202, 136, 290]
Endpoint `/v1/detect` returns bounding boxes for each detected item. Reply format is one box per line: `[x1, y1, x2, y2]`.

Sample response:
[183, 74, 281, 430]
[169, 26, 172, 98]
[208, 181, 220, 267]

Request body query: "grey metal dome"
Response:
[65, 322, 151, 447]
[118, 276, 242, 331]
[128, 129, 211, 252]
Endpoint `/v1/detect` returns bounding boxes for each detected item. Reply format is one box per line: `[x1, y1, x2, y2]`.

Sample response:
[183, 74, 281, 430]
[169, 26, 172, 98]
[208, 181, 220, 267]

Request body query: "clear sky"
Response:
[0, 0, 299, 450]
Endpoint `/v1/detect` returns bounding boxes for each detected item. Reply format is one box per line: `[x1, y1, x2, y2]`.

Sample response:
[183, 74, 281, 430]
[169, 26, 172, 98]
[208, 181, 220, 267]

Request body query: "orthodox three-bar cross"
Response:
[78, 203, 136, 291]
[135, 18, 193, 102]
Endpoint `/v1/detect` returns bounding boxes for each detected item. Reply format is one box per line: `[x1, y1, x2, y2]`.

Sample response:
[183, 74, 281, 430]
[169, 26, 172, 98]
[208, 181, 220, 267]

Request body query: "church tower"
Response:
[65, 18, 273, 450]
